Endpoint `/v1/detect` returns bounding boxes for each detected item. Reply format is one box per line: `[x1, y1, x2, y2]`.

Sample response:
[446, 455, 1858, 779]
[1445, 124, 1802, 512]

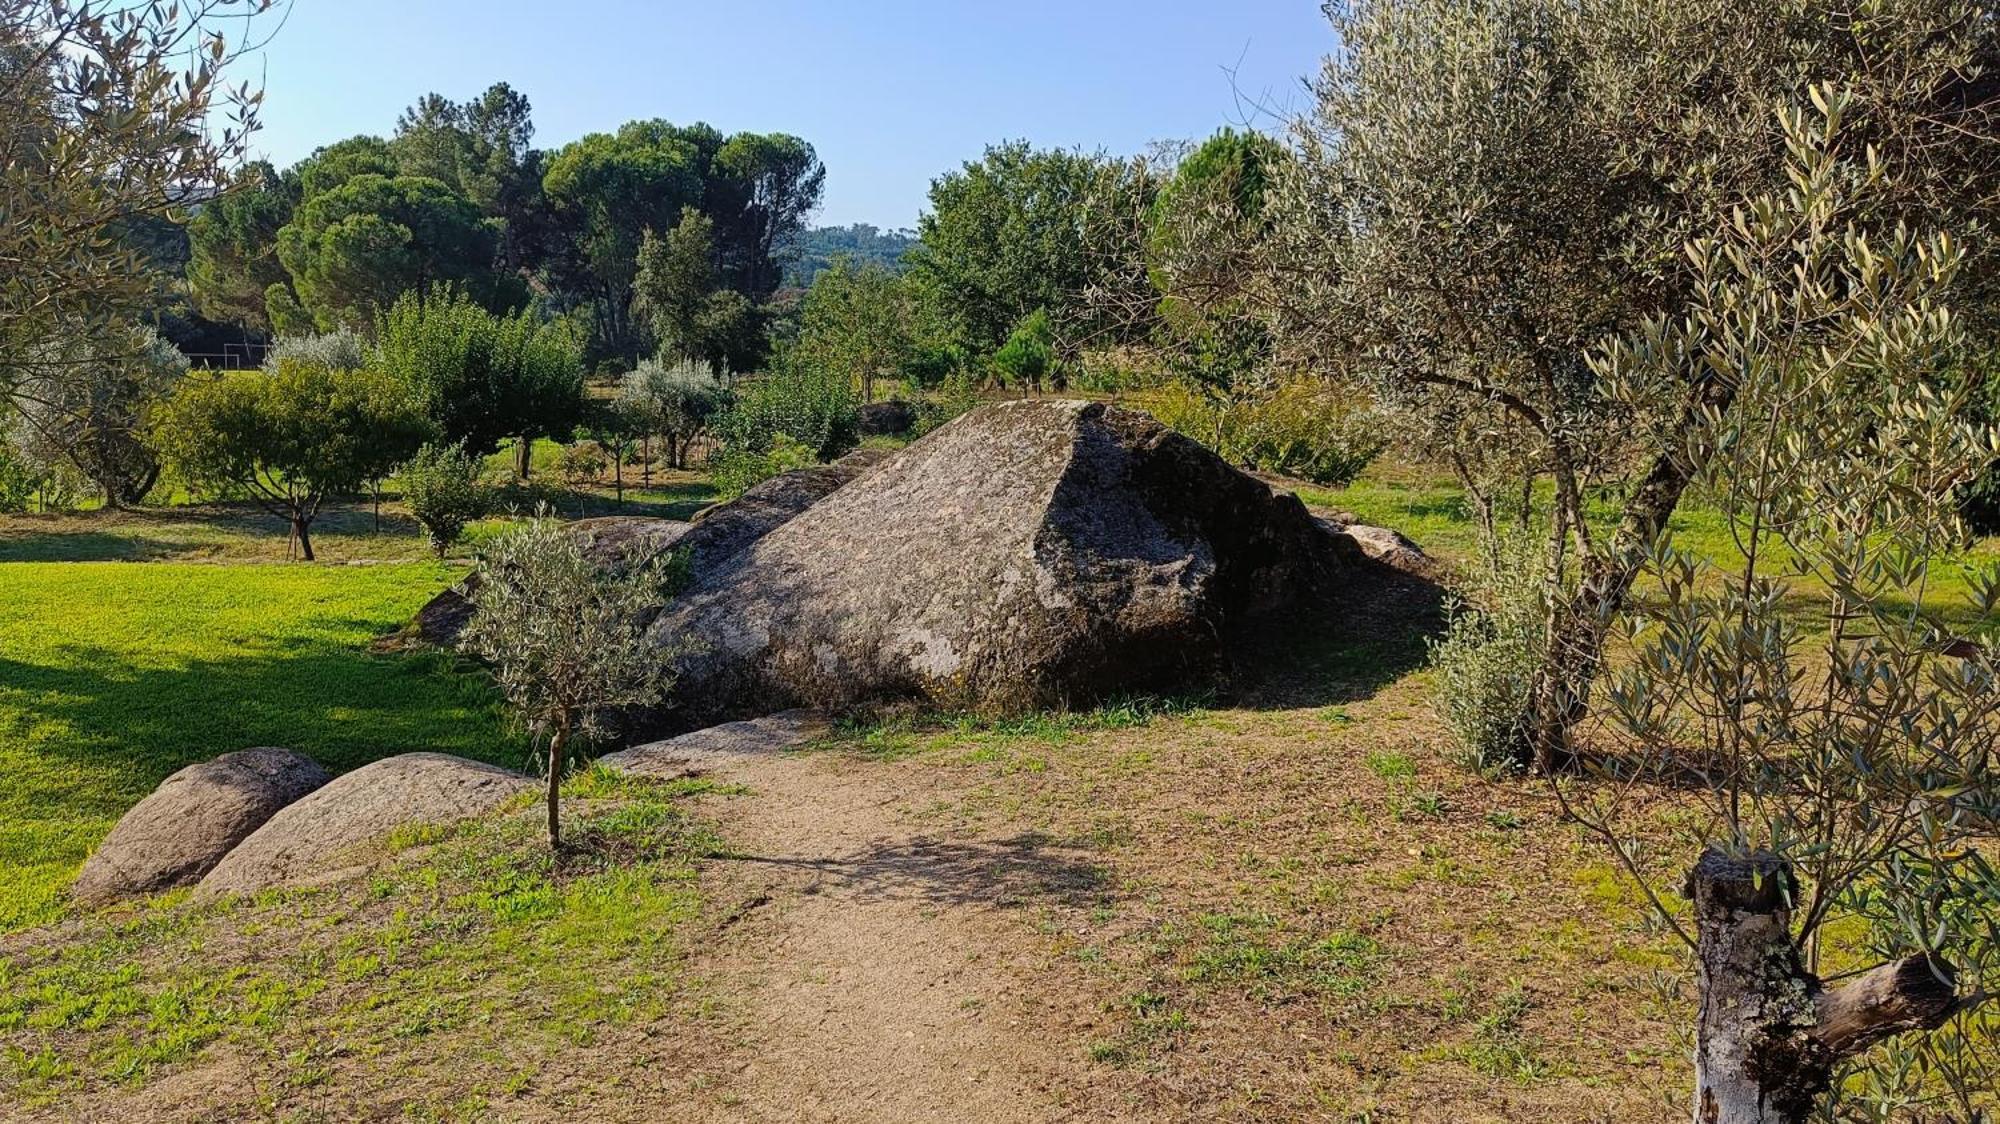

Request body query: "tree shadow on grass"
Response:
[1224, 559, 1450, 710]
[0, 644, 528, 834]
[0, 531, 204, 562]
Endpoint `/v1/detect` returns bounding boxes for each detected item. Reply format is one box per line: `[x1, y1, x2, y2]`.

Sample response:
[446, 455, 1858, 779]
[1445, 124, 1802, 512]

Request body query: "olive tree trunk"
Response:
[545, 724, 569, 850]
[1686, 849, 1960, 1123]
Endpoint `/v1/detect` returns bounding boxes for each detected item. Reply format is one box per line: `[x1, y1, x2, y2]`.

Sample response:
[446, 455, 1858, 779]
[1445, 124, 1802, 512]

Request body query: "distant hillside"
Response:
[782, 223, 919, 288]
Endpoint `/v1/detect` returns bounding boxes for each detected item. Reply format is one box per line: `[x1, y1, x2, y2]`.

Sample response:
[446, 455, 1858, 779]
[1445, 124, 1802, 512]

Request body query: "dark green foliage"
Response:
[184, 162, 299, 333]
[909, 141, 1114, 355]
[791, 256, 916, 401]
[991, 308, 1056, 391]
[293, 135, 399, 201]
[375, 288, 585, 458]
[275, 174, 511, 330]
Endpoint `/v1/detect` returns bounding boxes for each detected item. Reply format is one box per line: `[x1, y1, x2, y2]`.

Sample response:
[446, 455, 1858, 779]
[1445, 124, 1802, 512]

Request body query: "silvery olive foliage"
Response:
[459, 513, 685, 848]
[1, 0, 275, 400]
[1267, 0, 2000, 770]
[1564, 94, 2000, 1119]
[619, 356, 728, 470]
[10, 322, 186, 505]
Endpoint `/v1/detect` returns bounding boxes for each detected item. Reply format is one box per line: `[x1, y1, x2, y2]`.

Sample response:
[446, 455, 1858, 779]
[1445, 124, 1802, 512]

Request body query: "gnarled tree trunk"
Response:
[1686, 848, 1960, 1124]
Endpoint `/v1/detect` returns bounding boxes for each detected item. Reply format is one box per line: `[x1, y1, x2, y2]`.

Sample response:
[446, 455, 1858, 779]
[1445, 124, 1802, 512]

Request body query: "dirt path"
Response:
[611, 717, 1122, 1123]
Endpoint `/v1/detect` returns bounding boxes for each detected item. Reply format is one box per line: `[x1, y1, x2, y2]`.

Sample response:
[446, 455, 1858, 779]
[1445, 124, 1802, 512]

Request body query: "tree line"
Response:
[185, 83, 825, 370]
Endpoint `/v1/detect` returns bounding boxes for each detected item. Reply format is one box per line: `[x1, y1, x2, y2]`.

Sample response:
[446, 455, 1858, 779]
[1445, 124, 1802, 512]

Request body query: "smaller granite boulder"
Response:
[198, 753, 534, 897]
[73, 747, 331, 906]
[596, 710, 829, 778]
[856, 400, 916, 437]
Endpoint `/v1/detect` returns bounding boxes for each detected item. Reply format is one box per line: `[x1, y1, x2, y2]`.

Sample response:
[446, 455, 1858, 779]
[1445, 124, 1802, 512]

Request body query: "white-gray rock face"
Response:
[198, 753, 533, 897]
[596, 710, 829, 778]
[73, 747, 331, 905]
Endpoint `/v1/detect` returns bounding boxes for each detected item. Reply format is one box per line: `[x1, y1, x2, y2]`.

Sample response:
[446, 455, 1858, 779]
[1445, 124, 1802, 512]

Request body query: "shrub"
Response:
[1149, 380, 1386, 486]
[708, 434, 816, 500]
[265, 327, 369, 374]
[12, 323, 187, 505]
[910, 370, 982, 438]
[399, 441, 490, 557]
[0, 439, 35, 513]
[1425, 533, 1550, 772]
[990, 308, 1056, 391]
[558, 441, 609, 489]
[715, 359, 857, 461]
[375, 287, 585, 468]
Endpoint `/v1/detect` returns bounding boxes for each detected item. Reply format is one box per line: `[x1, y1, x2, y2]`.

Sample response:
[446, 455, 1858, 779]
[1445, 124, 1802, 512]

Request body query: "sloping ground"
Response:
[1, 584, 1686, 1122]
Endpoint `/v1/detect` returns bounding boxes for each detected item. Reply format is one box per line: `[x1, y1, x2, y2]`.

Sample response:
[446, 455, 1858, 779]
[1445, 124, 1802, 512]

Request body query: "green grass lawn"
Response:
[0, 562, 526, 932]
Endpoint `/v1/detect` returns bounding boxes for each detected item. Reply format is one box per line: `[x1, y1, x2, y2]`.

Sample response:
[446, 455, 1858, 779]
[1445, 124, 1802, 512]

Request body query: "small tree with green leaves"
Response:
[459, 514, 679, 849]
[399, 440, 490, 557]
[154, 360, 433, 559]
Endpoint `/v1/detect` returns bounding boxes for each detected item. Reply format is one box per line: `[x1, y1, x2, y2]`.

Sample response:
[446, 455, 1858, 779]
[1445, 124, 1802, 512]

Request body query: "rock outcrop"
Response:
[72, 747, 330, 905]
[642, 399, 1350, 732]
[198, 753, 533, 896]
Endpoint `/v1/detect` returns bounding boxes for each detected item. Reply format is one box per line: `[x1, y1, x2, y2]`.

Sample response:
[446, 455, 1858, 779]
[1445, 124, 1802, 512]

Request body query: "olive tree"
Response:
[459, 514, 680, 849]
[1270, 0, 2000, 772]
[1, 0, 273, 402]
[619, 357, 728, 471]
[12, 324, 186, 505]
[1558, 96, 1999, 1123]
[154, 360, 433, 559]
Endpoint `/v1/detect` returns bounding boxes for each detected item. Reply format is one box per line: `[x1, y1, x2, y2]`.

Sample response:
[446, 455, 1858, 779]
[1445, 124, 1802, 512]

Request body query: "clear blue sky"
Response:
[243, 1, 1334, 229]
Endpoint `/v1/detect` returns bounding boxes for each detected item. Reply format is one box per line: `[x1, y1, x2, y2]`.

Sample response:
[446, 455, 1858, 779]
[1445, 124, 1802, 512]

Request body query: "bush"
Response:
[399, 441, 490, 557]
[0, 439, 35, 512]
[557, 441, 609, 489]
[1425, 533, 1549, 771]
[265, 328, 368, 374]
[12, 323, 187, 505]
[708, 434, 817, 500]
[990, 308, 1056, 391]
[715, 359, 857, 461]
[375, 287, 585, 461]
[910, 370, 982, 438]
[1149, 380, 1386, 486]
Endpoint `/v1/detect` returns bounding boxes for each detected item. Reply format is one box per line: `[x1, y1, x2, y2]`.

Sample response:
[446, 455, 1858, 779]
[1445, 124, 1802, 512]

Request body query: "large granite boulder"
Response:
[72, 747, 331, 906]
[643, 399, 1351, 732]
[411, 449, 892, 646]
[675, 446, 894, 574]
[198, 753, 533, 897]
